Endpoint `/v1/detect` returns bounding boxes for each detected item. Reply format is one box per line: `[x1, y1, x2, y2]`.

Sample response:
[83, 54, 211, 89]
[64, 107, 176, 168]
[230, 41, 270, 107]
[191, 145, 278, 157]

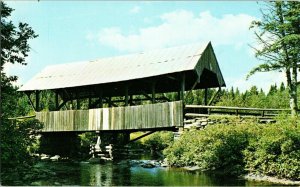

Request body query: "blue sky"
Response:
[5, 1, 285, 92]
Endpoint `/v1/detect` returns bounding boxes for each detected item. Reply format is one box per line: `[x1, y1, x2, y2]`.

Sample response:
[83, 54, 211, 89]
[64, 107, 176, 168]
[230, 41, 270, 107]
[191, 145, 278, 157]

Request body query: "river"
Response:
[4, 158, 281, 186]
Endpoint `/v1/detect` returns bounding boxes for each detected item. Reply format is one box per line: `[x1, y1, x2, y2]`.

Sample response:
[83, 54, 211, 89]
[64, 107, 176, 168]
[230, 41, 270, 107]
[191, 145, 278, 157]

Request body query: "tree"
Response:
[1, 2, 41, 170]
[1, 2, 38, 115]
[268, 84, 278, 95]
[279, 82, 286, 92]
[248, 2, 300, 116]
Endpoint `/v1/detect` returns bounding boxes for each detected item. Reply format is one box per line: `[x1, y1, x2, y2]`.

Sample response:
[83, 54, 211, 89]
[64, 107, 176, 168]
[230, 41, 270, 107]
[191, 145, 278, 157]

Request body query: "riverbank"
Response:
[244, 173, 300, 186]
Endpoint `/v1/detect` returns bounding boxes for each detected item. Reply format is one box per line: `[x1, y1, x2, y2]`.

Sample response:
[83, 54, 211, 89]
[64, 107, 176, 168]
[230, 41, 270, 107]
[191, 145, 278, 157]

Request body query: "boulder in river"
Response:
[183, 166, 200, 171]
[141, 162, 156, 168]
[50, 155, 60, 161]
[41, 155, 50, 161]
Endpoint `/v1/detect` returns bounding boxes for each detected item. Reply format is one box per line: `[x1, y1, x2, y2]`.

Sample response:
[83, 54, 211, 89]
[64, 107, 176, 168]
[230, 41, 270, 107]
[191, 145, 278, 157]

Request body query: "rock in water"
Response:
[50, 155, 60, 161]
[140, 161, 156, 168]
[41, 155, 50, 161]
[141, 163, 155, 168]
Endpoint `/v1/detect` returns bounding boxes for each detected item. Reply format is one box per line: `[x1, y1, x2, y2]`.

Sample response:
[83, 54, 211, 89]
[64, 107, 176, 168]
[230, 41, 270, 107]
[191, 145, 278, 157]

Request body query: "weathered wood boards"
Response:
[36, 101, 183, 132]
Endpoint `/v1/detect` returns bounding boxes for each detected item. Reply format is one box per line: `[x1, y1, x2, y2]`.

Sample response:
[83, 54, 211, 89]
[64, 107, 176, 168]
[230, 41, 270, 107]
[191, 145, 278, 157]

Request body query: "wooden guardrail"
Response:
[185, 105, 290, 118]
[35, 101, 183, 132]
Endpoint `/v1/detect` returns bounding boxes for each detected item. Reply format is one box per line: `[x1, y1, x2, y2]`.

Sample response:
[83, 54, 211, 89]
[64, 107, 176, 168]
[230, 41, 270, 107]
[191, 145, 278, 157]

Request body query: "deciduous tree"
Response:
[1, 2, 40, 170]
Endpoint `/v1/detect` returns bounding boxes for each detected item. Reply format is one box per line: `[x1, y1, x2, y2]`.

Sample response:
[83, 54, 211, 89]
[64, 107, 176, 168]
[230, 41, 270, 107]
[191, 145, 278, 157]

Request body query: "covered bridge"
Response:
[19, 42, 225, 132]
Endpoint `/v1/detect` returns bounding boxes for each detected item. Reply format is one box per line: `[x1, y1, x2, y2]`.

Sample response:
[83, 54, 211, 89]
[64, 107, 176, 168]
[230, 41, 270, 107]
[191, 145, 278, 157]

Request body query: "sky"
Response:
[5, 1, 286, 93]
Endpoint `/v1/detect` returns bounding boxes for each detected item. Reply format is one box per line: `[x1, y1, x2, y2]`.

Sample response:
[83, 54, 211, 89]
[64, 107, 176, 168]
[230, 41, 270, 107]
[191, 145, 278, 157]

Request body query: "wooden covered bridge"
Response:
[19, 42, 225, 133]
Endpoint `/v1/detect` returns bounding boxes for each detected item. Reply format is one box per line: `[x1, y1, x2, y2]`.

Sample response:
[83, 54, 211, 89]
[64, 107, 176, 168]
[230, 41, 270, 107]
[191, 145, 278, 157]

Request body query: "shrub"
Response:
[164, 115, 300, 180]
[243, 117, 300, 180]
[164, 121, 259, 175]
[0, 119, 43, 168]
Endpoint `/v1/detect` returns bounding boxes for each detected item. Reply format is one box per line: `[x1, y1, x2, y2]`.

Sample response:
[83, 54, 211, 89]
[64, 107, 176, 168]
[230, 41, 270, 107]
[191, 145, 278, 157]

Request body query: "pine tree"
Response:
[248, 2, 300, 116]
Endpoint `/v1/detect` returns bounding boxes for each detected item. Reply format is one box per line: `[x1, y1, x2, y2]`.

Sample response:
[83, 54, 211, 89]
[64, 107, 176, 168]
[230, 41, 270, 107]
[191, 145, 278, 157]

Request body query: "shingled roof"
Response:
[19, 42, 225, 93]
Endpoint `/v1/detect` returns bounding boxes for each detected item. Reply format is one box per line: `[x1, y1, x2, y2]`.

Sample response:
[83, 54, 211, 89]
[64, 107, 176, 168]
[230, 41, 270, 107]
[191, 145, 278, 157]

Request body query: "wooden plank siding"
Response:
[36, 101, 183, 132]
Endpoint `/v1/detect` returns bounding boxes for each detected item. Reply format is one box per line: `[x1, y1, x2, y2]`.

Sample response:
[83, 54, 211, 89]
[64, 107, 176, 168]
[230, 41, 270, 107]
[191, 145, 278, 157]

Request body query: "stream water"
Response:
[3, 157, 281, 186]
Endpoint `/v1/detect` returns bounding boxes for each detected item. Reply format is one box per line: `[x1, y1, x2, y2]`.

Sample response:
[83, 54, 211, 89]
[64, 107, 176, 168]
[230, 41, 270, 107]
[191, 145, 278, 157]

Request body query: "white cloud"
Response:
[87, 9, 289, 93]
[143, 17, 152, 24]
[93, 10, 256, 52]
[85, 31, 95, 41]
[129, 6, 141, 14]
[3, 61, 28, 86]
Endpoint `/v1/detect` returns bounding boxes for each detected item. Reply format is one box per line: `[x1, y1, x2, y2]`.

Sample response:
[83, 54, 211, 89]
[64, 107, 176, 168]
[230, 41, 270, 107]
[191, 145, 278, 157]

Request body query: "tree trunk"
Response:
[278, 3, 298, 116]
[286, 68, 298, 116]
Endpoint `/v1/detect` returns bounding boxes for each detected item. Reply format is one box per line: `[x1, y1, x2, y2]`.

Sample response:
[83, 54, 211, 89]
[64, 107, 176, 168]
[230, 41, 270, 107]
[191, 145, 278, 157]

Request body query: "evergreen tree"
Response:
[268, 84, 278, 95]
[279, 82, 286, 92]
[248, 2, 300, 116]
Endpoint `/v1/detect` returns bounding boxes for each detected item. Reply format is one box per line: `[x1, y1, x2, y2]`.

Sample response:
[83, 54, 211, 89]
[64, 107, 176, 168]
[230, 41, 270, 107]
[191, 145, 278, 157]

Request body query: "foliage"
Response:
[1, 1, 39, 174]
[164, 116, 300, 179]
[79, 132, 96, 149]
[0, 119, 43, 168]
[164, 120, 258, 175]
[248, 2, 300, 115]
[78, 132, 96, 158]
[143, 131, 174, 151]
[216, 84, 291, 109]
[244, 116, 300, 180]
[1, 71, 42, 169]
[1, 2, 38, 69]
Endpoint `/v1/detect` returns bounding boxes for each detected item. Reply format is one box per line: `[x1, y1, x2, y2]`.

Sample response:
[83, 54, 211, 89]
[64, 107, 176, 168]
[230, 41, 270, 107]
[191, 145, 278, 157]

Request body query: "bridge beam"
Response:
[125, 85, 129, 106]
[57, 100, 68, 110]
[35, 90, 40, 112]
[204, 88, 208, 105]
[129, 94, 134, 105]
[128, 131, 156, 144]
[55, 92, 59, 110]
[207, 87, 221, 106]
[151, 82, 156, 103]
[25, 91, 36, 111]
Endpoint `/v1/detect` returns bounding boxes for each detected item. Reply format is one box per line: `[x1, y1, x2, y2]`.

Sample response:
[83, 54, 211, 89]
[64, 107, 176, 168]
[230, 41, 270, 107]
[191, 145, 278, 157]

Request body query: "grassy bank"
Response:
[163, 115, 300, 181]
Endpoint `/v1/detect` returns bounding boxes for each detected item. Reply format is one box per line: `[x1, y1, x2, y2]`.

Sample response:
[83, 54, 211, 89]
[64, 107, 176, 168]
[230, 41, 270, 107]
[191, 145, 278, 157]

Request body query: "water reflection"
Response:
[4, 160, 281, 186]
[77, 161, 276, 186]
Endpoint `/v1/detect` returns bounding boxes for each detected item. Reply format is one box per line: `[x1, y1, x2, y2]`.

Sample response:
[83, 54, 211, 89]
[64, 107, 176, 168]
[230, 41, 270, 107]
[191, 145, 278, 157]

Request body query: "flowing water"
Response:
[7, 159, 280, 186]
